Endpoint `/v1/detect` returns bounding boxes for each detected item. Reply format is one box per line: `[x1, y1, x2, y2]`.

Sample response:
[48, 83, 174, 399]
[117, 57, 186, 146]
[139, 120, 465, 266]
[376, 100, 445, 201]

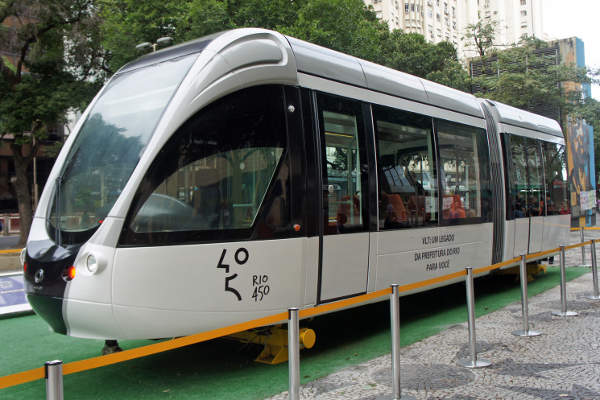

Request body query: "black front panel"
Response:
[24, 239, 79, 335]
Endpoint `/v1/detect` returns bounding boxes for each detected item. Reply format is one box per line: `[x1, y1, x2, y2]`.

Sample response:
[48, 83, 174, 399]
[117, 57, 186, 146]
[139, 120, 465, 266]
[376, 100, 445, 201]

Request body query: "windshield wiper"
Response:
[55, 176, 63, 247]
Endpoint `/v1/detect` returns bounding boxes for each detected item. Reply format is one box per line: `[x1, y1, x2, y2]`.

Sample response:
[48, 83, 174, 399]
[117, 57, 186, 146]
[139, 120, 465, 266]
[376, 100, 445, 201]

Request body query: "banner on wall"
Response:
[566, 117, 594, 217]
[580, 190, 597, 211]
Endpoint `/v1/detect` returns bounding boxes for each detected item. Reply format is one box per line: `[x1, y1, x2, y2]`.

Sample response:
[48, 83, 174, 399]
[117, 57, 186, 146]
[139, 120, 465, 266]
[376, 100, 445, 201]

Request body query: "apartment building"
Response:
[364, 0, 545, 60]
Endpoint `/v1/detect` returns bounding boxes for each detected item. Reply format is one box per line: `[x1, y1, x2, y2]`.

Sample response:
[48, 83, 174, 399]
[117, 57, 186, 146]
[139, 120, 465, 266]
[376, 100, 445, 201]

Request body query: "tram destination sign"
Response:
[0, 273, 32, 316]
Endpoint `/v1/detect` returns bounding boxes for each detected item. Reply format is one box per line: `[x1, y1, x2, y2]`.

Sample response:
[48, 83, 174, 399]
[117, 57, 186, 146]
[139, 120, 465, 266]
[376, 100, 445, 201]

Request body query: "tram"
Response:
[23, 28, 570, 339]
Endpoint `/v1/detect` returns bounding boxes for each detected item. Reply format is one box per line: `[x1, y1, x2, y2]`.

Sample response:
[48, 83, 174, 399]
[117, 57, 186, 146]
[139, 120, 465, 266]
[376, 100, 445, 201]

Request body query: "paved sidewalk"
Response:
[269, 229, 600, 400]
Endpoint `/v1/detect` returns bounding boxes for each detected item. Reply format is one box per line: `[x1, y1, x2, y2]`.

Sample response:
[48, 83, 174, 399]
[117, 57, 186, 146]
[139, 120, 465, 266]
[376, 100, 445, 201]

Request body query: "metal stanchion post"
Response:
[512, 255, 541, 337]
[288, 308, 300, 400]
[458, 267, 491, 368]
[586, 239, 600, 300]
[581, 226, 586, 265]
[552, 246, 578, 317]
[389, 285, 415, 400]
[45, 360, 63, 400]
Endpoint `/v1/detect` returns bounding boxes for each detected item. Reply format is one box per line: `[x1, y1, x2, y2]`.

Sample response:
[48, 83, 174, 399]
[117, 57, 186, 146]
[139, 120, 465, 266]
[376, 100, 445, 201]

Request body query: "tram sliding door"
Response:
[315, 93, 370, 302]
[507, 134, 545, 256]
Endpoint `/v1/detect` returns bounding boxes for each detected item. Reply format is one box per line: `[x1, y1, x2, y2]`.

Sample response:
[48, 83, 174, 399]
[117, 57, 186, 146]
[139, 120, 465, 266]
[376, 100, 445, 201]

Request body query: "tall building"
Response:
[364, 0, 545, 60]
[364, 0, 463, 50]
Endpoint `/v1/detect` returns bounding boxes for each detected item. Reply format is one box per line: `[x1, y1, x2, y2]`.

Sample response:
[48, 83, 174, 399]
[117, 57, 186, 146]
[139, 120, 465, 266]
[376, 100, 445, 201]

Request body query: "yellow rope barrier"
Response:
[0, 248, 21, 255]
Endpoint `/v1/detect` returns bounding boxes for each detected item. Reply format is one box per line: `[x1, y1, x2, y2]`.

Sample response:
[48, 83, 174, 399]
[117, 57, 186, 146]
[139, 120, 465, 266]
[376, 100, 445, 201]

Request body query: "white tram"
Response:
[24, 28, 570, 339]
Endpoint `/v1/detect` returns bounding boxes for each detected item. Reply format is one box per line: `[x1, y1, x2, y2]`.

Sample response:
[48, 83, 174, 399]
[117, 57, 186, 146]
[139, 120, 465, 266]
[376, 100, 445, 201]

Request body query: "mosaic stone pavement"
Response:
[269, 228, 600, 400]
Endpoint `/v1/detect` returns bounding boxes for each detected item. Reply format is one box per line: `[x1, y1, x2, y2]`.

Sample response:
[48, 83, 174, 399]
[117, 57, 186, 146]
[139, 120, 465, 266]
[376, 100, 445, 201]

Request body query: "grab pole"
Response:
[45, 360, 63, 400]
[586, 239, 600, 300]
[458, 267, 491, 368]
[552, 246, 578, 317]
[512, 255, 541, 337]
[288, 308, 300, 400]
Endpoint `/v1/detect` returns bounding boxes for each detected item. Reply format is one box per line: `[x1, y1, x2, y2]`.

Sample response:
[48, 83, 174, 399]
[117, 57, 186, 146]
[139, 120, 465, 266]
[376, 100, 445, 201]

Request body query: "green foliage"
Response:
[383, 32, 469, 91]
[0, 0, 105, 244]
[471, 36, 592, 127]
[1, 0, 105, 143]
[99, 0, 190, 72]
[99, 0, 469, 90]
[463, 19, 498, 58]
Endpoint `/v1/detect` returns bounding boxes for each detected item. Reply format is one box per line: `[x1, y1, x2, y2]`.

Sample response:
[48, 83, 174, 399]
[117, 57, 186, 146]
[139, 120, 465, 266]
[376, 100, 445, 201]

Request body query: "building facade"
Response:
[364, 0, 545, 60]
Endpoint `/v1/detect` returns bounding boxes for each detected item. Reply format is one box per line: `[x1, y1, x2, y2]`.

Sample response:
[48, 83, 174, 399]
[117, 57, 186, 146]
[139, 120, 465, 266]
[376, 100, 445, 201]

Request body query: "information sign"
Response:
[0, 273, 32, 316]
[580, 190, 597, 211]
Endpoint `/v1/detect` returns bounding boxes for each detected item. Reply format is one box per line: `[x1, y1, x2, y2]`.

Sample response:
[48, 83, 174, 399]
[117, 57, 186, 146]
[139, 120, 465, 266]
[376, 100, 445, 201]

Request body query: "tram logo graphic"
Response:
[217, 248, 249, 301]
[34, 269, 45, 284]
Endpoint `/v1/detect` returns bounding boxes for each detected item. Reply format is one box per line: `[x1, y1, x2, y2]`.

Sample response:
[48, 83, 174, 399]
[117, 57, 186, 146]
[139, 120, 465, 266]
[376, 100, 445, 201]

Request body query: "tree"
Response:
[463, 19, 498, 58]
[99, 0, 190, 73]
[0, 1, 105, 245]
[470, 36, 592, 128]
[382, 32, 469, 91]
[100, 0, 469, 90]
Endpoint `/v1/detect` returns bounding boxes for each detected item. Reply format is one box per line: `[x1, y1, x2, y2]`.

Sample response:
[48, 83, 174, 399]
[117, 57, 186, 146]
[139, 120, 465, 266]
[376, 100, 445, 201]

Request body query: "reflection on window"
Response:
[508, 135, 544, 218]
[322, 110, 363, 233]
[134, 148, 284, 233]
[543, 142, 570, 215]
[128, 86, 288, 237]
[49, 54, 197, 238]
[438, 120, 490, 223]
[374, 105, 437, 229]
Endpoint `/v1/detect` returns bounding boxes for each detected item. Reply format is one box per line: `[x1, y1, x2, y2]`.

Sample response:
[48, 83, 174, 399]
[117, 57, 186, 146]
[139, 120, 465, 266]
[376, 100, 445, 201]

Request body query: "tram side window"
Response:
[317, 94, 368, 234]
[543, 142, 570, 215]
[373, 105, 437, 229]
[507, 135, 544, 218]
[437, 120, 491, 224]
[125, 85, 290, 242]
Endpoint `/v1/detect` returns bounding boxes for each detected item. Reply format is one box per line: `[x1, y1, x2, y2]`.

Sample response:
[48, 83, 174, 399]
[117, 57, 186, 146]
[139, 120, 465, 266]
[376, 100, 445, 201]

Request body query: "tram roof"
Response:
[483, 100, 564, 138]
[285, 36, 485, 119]
[118, 31, 226, 74]
[115, 28, 562, 137]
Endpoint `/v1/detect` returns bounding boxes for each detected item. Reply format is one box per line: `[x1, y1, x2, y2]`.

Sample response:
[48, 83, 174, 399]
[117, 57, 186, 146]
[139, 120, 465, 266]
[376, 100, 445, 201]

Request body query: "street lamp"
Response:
[135, 37, 173, 53]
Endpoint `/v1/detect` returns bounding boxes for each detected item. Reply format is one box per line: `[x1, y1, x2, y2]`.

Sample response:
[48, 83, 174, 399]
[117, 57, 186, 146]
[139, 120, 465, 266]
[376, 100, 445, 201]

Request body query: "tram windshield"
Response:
[48, 54, 197, 242]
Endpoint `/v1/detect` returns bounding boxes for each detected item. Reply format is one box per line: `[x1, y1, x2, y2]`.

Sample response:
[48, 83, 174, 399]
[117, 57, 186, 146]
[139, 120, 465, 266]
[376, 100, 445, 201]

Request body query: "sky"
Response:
[542, 0, 599, 100]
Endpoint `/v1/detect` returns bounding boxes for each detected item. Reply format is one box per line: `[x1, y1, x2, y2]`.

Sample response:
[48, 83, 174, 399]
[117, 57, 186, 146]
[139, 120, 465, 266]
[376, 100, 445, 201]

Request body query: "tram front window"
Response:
[123, 85, 289, 244]
[48, 53, 198, 243]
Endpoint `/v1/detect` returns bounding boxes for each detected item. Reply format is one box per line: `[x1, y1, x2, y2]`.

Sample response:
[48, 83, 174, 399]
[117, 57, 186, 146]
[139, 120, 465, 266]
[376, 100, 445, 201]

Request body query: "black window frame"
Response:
[542, 141, 570, 216]
[504, 133, 561, 220]
[314, 92, 371, 235]
[435, 118, 493, 227]
[372, 103, 439, 231]
[118, 84, 303, 247]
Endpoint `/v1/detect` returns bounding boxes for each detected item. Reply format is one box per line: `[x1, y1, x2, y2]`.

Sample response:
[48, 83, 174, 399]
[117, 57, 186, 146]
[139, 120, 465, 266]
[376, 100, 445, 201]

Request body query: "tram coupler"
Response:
[227, 326, 316, 365]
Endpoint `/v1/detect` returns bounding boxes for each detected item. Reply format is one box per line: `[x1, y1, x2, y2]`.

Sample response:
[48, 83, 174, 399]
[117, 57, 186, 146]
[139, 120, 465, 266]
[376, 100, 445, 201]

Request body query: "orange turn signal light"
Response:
[64, 266, 76, 281]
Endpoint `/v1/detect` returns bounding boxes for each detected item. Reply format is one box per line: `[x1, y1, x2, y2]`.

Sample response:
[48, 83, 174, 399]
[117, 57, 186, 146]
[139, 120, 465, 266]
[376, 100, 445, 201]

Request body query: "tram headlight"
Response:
[86, 254, 99, 274]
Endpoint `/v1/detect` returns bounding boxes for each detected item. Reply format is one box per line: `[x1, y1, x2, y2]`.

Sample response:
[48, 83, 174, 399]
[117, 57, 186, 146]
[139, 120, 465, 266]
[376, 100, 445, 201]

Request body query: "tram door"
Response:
[315, 93, 370, 302]
[509, 135, 545, 256]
